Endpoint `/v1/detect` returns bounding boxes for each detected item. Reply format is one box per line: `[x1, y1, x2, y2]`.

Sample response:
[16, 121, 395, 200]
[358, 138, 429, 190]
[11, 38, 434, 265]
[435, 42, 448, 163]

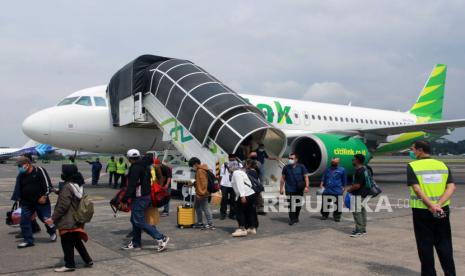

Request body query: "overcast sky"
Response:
[1, 0, 465, 147]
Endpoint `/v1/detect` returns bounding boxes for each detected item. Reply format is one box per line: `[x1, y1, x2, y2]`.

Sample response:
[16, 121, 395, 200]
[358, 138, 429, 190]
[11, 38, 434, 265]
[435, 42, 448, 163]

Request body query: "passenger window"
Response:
[355, 119, 359, 123]
[335, 117, 338, 122]
[94, 97, 107, 107]
[311, 115, 315, 120]
[294, 113, 299, 119]
[318, 115, 321, 120]
[57, 97, 79, 106]
[304, 114, 309, 119]
[329, 116, 333, 121]
[351, 118, 354, 123]
[75, 96, 92, 106]
[323, 116, 327, 121]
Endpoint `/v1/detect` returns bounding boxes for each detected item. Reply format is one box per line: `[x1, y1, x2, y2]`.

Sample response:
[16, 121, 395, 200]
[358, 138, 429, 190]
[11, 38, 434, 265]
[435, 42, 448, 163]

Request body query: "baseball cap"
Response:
[16, 156, 31, 166]
[127, 149, 141, 158]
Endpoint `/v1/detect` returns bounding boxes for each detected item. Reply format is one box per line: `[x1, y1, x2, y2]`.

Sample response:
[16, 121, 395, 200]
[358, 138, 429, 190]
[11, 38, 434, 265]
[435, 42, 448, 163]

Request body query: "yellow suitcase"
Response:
[177, 205, 195, 228]
[177, 185, 195, 228]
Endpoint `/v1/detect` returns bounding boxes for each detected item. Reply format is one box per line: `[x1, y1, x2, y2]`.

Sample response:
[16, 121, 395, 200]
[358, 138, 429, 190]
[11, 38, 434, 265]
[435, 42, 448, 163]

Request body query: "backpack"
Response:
[110, 186, 131, 215]
[245, 171, 264, 194]
[205, 169, 220, 193]
[73, 193, 94, 224]
[362, 167, 382, 197]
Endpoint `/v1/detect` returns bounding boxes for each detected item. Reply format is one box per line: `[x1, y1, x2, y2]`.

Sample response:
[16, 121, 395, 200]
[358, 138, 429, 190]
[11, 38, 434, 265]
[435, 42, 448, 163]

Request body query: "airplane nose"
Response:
[22, 109, 52, 144]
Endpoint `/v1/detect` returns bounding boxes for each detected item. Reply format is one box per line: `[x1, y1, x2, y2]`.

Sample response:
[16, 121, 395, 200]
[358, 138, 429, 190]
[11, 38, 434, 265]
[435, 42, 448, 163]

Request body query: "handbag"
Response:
[6, 201, 18, 225]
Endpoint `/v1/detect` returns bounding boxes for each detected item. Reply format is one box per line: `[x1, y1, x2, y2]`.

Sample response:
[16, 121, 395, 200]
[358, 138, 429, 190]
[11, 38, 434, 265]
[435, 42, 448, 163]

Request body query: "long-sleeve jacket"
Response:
[195, 164, 210, 198]
[122, 159, 151, 202]
[52, 182, 82, 229]
[231, 170, 255, 200]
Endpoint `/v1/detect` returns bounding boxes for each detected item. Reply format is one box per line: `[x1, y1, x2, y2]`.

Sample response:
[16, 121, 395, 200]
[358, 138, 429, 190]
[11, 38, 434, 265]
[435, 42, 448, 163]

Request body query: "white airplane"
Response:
[22, 57, 465, 181]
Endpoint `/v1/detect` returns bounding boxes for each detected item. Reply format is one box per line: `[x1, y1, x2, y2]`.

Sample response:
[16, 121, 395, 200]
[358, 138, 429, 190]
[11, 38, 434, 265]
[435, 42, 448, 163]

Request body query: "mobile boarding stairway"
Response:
[107, 55, 287, 192]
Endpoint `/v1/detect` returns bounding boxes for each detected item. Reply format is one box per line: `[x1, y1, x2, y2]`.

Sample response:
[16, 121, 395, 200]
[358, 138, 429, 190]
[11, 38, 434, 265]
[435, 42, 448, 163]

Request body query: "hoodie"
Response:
[52, 182, 83, 229]
[195, 164, 210, 198]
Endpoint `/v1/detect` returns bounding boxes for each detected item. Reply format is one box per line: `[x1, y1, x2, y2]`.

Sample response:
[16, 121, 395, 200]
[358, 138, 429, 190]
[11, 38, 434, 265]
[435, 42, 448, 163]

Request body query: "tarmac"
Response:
[0, 159, 464, 275]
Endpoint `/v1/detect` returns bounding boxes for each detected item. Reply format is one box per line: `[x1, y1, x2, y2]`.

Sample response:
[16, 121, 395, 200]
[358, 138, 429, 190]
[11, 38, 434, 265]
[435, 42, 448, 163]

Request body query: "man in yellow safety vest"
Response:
[106, 156, 117, 187]
[407, 140, 456, 275]
[114, 157, 128, 189]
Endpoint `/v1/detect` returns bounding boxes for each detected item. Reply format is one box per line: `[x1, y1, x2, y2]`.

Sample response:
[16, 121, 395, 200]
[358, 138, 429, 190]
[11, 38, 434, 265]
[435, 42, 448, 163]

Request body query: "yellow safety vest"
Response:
[107, 160, 116, 172]
[150, 166, 157, 184]
[116, 162, 127, 174]
[409, 158, 450, 209]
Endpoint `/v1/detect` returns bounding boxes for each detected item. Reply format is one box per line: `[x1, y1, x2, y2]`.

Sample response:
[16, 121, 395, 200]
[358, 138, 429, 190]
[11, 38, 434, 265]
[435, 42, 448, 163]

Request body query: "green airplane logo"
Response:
[256, 101, 293, 124]
[160, 118, 193, 143]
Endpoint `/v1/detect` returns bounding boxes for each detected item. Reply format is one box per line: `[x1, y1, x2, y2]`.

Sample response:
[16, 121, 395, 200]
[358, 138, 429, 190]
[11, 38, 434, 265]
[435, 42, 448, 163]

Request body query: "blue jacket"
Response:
[321, 166, 347, 195]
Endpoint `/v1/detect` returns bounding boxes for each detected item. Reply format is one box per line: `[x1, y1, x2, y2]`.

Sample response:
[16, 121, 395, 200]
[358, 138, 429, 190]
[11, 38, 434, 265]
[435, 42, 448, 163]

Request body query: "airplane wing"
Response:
[283, 119, 465, 139]
[354, 119, 465, 137]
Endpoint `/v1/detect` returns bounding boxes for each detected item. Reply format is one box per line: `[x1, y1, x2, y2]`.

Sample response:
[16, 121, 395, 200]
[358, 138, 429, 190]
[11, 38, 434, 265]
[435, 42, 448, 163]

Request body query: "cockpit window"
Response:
[75, 96, 92, 106]
[94, 97, 107, 107]
[57, 97, 79, 106]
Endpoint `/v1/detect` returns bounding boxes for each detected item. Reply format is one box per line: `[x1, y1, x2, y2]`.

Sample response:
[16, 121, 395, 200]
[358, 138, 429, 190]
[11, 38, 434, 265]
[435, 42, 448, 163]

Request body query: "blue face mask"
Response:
[18, 166, 27, 174]
[408, 151, 417, 160]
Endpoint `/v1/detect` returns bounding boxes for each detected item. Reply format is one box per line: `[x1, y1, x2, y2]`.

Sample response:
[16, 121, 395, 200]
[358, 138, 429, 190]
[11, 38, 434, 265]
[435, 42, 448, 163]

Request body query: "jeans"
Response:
[320, 194, 342, 220]
[220, 186, 235, 218]
[235, 194, 258, 229]
[130, 196, 164, 247]
[412, 206, 455, 276]
[114, 173, 125, 189]
[108, 171, 116, 186]
[20, 201, 56, 244]
[194, 196, 213, 225]
[61, 232, 92, 268]
[352, 199, 367, 233]
[286, 191, 304, 222]
[162, 188, 171, 214]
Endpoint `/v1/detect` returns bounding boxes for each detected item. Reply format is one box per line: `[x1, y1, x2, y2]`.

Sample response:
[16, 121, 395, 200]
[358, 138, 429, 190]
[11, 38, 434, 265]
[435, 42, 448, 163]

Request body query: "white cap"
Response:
[126, 149, 140, 158]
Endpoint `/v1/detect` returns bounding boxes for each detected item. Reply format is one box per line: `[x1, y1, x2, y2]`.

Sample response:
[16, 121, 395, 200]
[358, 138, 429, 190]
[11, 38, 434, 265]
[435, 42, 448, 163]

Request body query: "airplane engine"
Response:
[291, 133, 371, 176]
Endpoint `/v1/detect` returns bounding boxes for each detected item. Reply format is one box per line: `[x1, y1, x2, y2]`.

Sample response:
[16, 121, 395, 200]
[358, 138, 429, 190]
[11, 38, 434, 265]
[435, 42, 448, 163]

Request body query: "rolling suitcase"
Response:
[177, 186, 195, 228]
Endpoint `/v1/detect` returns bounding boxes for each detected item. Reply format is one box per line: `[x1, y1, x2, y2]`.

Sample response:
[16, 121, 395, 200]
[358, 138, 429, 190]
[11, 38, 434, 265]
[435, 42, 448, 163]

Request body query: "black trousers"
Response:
[108, 172, 116, 186]
[412, 206, 455, 276]
[286, 191, 304, 222]
[220, 186, 236, 217]
[235, 193, 258, 229]
[114, 173, 125, 188]
[320, 194, 342, 219]
[61, 232, 92, 268]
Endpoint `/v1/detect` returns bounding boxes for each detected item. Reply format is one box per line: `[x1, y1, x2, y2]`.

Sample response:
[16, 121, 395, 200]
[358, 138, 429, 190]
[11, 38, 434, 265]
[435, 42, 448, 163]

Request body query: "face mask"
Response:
[288, 159, 295, 165]
[18, 165, 27, 174]
[409, 151, 417, 160]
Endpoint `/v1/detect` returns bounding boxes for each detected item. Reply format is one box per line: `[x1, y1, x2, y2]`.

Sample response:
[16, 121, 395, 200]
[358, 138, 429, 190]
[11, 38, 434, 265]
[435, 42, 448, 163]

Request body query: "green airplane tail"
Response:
[408, 64, 447, 122]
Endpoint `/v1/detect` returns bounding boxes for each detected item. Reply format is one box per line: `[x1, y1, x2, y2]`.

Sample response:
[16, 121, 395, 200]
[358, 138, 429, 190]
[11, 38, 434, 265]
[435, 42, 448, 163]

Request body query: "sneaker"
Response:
[232, 228, 248, 237]
[157, 236, 170, 252]
[202, 224, 216, 230]
[288, 220, 295, 226]
[320, 216, 328, 220]
[54, 266, 75, 272]
[350, 231, 364, 238]
[50, 233, 57, 242]
[160, 212, 169, 217]
[193, 223, 205, 229]
[334, 217, 341, 222]
[220, 215, 226, 220]
[17, 242, 34, 249]
[247, 228, 257, 235]
[121, 241, 141, 250]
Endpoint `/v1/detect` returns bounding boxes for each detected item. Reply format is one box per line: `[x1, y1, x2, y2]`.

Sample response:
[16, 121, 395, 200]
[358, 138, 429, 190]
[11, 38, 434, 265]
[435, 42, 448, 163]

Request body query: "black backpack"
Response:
[205, 169, 219, 193]
[246, 171, 264, 194]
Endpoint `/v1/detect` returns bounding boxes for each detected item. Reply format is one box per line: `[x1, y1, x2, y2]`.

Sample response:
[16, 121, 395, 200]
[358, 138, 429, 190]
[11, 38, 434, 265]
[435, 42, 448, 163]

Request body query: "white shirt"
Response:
[220, 164, 232, 188]
[231, 170, 255, 200]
